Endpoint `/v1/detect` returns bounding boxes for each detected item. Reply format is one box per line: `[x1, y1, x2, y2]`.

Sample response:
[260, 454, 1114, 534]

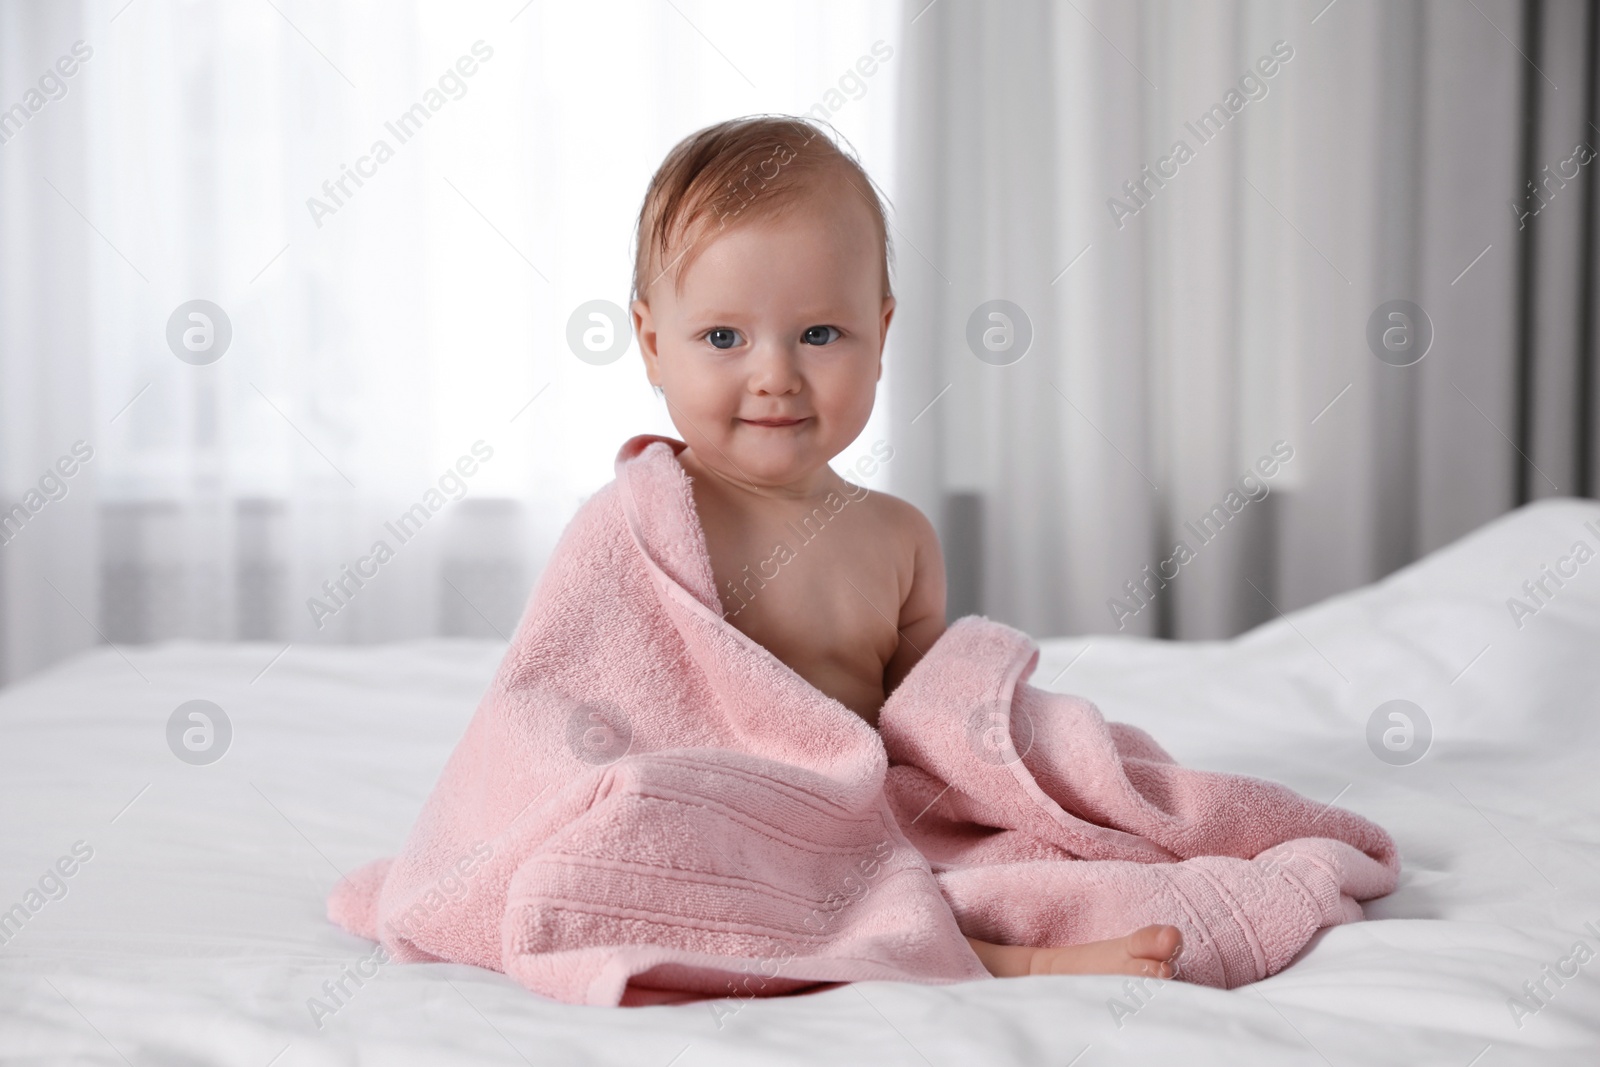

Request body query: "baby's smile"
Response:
[739, 415, 811, 428]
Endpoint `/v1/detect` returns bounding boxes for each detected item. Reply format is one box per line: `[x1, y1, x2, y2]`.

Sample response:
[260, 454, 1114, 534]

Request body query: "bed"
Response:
[3, 498, 1597, 1066]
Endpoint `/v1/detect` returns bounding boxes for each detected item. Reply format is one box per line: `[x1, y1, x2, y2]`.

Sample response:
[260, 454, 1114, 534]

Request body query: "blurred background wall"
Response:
[1, 0, 1596, 686]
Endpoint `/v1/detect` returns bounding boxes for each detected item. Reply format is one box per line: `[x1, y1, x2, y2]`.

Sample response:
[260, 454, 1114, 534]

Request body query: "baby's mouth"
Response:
[739, 417, 811, 428]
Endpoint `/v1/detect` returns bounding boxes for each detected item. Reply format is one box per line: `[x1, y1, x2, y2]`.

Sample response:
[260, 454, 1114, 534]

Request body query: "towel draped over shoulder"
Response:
[327, 435, 1398, 1007]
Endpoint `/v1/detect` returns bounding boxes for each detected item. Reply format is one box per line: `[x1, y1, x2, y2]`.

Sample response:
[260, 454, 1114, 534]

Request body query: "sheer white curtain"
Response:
[0, 0, 901, 685]
[891, 0, 1595, 639]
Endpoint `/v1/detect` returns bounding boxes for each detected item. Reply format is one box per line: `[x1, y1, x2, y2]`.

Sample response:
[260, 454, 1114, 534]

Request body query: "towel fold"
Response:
[327, 434, 1398, 1006]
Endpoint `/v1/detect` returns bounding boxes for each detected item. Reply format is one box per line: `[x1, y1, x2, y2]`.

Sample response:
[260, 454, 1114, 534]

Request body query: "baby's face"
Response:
[632, 186, 894, 492]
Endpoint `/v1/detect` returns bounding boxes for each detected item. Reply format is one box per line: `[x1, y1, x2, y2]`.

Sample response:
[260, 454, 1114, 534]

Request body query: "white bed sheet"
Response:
[2, 499, 1598, 1066]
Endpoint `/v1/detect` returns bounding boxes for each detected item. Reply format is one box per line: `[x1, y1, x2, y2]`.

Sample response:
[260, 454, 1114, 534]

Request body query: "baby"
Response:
[628, 116, 1180, 982]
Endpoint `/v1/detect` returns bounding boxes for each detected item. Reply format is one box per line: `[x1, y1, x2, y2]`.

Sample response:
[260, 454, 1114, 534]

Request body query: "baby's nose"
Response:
[747, 343, 804, 393]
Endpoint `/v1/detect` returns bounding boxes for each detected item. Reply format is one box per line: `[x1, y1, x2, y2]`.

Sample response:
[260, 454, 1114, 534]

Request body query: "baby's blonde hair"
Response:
[630, 115, 893, 306]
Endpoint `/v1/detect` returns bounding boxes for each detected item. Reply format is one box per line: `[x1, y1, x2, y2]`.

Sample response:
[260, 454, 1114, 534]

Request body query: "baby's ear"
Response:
[632, 298, 660, 384]
[630, 298, 651, 346]
[877, 295, 895, 380]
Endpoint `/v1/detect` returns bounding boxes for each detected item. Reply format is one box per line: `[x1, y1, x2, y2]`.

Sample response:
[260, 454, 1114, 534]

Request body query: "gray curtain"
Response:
[888, 0, 1599, 639]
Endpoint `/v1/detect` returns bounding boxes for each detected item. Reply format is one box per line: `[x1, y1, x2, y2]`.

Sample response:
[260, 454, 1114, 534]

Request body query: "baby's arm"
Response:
[883, 501, 947, 695]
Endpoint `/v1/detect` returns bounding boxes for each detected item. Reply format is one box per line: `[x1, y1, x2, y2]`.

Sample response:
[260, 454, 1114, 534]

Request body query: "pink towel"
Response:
[327, 434, 1398, 1007]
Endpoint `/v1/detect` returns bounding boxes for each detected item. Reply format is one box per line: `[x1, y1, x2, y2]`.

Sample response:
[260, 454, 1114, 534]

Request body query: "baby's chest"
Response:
[706, 515, 905, 676]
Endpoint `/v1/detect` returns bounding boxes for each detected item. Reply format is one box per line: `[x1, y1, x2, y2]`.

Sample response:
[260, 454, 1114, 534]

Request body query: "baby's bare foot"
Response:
[1027, 924, 1182, 979]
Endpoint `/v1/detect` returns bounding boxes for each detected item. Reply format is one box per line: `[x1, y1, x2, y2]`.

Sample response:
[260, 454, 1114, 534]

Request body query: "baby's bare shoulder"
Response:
[851, 488, 942, 560]
[858, 490, 948, 688]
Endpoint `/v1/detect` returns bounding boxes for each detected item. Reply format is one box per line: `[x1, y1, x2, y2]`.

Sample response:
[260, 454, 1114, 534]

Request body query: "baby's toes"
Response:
[1127, 923, 1183, 964]
[1137, 957, 1175, 979]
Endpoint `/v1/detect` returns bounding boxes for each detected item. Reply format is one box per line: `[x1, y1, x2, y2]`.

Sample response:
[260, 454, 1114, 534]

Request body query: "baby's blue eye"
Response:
[802, 325, 840, 345]
[706, 328, 739, 350]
